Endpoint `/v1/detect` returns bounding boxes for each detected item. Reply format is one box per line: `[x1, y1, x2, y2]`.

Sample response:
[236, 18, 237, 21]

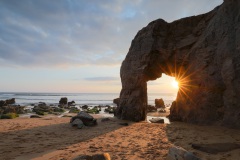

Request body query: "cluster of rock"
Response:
[147, 98, 166, 113]
[0, 98, 26, 115]
[70, 111, 97, 129]
[59, 97, 76, 108]
[116, 0, 240, 128]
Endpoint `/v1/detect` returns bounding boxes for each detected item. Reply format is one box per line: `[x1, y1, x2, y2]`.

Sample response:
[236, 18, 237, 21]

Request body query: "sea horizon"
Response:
[0, 92, 177, 106]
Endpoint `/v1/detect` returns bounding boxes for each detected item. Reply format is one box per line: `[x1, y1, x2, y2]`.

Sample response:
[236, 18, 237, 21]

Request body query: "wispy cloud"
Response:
[84, 77, 119, 81]
[0, 0, 223, 68]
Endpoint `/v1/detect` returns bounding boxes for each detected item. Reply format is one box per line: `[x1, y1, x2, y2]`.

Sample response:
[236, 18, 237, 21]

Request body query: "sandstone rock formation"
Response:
[116, 0, 240, 128]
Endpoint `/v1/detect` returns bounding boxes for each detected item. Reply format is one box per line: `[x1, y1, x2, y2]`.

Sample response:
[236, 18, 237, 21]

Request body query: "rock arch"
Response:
[116, 0, 240, 128]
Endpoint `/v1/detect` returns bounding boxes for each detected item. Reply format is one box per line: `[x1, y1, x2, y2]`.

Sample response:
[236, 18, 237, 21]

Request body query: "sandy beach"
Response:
[0, 112, 239, 160]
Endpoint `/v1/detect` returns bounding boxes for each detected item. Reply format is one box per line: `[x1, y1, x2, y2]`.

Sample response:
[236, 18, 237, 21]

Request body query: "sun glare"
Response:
[172, 80, 179, 89]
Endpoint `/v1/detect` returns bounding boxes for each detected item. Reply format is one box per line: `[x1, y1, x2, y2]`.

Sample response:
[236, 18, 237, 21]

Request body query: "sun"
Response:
[171, 80, 179, 89]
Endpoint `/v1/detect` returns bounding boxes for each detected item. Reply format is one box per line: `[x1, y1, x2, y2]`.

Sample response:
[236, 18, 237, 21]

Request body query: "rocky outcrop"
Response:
[0, 98, 15, 107]
[116, 0, 240, 128]
[59, 97, 68, 105]
[155, 98, 165, 108]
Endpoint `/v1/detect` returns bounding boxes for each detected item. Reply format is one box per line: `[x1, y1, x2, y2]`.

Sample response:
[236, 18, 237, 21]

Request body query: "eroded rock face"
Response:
[116, 0, 240, 128]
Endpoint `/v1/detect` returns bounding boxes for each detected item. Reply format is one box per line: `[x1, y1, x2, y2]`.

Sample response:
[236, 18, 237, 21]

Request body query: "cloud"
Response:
[84, 76, 119, 81]
[0, 0, 223, 68]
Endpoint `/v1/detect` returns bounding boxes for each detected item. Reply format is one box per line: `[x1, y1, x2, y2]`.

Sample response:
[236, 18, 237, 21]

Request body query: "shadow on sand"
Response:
[0, 116, 131, 160]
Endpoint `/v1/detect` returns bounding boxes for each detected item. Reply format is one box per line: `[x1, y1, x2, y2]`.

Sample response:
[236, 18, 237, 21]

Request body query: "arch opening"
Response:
[147, 74, 178, 107]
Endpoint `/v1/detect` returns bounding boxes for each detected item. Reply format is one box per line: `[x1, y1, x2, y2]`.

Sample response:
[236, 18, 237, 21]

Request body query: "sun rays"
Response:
[171, 80, 179, 89]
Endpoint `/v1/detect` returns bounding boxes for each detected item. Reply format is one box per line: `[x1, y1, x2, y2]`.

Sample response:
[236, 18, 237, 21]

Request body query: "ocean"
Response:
[0, 92, 176, 106]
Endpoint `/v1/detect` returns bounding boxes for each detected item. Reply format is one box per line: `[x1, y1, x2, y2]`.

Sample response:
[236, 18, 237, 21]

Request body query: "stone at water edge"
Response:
[59, 97, 68, 105]
[149, 118, 164, 123]
[155, 98, 165, 108]
[166, 146, 201, 160]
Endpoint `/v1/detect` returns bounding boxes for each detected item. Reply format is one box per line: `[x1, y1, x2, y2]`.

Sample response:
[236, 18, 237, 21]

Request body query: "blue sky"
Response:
[0, 0, 223, 93]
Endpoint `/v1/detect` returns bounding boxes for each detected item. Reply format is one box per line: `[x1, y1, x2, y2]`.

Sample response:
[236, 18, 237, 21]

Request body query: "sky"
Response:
[0, 0, 223, 93]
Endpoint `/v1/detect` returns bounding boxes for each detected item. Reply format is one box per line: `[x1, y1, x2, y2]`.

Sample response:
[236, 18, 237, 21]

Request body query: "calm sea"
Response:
[0, 92, 176, 106]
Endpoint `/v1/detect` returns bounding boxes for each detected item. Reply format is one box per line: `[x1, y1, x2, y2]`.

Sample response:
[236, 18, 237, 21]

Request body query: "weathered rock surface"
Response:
[113, 98, 120, 106]
[116, 0, 240, 128]
[70, 111, 97, 126]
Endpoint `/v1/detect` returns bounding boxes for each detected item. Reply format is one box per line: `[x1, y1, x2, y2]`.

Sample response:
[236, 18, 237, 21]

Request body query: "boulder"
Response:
[5, 98, 15, 105]
[116, 0, 240, 128]
[104, 106, 115, 114]
[147, 105, 157, 112]
[166, 146, 201, 160]
[59, 97, 68, 105]
[155, 99, 165, 108]
[0, 98, 15, 107]
[82, 105, 89, 110]
[69, 107, 80, 113]
[1, 105, 26, 114]
[30, 115, 42, 118]
[33, 104, 52, 113]
[71, 119, 84, 129]
[70, 111, 97, 126]
[149, 118, 164, 123]
[68, 100, 75, 106]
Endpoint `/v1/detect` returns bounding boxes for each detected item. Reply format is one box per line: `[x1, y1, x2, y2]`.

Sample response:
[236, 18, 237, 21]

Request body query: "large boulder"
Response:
[0, 98, 15, 107]
[5, 98, 15, 105]
[116, 0, 240, 128]
[59, 97, 68, 105]
[70, 111, 97, 126]
[155, 98, 165, 108]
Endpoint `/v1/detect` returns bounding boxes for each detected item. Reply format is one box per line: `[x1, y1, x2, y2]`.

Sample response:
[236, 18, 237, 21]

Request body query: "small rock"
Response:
[166, 146, 201, 160]
[72, 153, 111, 160]
[149, 118, 164, 123]
[30, 115, 42, 118]
[119, 123, 128, 126]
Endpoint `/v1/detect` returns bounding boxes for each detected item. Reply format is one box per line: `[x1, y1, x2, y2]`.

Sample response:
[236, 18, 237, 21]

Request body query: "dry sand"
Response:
[0, 113, 240, 160]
